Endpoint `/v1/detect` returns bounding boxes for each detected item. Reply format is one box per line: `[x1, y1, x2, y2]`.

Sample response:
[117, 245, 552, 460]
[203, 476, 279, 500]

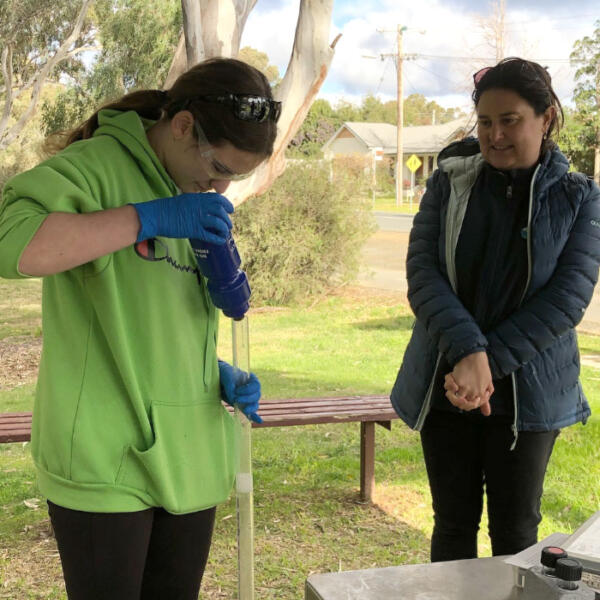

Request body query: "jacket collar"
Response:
[437, 138, 569, 197]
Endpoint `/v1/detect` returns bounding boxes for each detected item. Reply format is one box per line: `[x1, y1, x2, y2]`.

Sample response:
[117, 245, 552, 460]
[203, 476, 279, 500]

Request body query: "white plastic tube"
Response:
[232, 316, 254, 600]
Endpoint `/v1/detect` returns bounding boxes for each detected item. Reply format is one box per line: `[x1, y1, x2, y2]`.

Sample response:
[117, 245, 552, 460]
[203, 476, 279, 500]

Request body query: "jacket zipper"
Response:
[416, 161, 478, 431]
[415, 353, 442, 431]
[509, 163, 542, 449]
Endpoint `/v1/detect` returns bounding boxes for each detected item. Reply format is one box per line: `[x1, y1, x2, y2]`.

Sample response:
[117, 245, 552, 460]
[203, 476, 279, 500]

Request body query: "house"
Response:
[321, 117, 472, 182]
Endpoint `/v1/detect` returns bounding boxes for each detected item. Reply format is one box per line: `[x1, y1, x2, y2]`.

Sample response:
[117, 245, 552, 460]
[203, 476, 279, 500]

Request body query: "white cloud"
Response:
[242, 0, 595, 108]
[240, 1, 299, 76]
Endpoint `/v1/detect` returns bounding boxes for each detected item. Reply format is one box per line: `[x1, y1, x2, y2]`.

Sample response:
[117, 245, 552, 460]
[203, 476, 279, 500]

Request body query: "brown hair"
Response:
[46, 57, 277, 156]
[472, 57, 564, 154]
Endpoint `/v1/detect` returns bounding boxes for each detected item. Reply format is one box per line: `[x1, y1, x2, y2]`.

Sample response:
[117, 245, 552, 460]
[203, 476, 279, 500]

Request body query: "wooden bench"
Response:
[0, 395, 397, 502]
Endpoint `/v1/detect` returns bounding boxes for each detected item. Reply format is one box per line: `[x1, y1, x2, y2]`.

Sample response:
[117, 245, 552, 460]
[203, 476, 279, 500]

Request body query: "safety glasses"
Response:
[198, 94, 282, 123]
[193, 120, 258, 181]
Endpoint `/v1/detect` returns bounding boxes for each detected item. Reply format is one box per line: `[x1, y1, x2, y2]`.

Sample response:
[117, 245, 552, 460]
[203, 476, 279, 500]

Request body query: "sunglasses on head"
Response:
[197, 94, 282, 123]
[473, 60, 548, 89]
[473, 66, 492, 87]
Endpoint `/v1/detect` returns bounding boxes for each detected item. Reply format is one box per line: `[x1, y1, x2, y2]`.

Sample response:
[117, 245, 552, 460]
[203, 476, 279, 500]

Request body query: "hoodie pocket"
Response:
[117, 399, 239, 514]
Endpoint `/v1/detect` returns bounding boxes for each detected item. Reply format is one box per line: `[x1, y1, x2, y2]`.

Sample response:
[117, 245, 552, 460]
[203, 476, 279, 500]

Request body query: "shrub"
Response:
[375, 158, 395, 195]
[234, 160, 375, 306]
[0, 139, 44, 194]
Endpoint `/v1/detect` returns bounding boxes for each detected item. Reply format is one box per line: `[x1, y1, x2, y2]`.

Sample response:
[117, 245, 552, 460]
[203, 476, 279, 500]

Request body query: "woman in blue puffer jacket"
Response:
[391, 57, 600, 562]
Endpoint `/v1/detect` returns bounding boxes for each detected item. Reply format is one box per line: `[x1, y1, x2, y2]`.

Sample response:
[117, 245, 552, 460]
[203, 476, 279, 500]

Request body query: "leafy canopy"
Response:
[0, 0, 95, 88]
[41, 0, 182, 135]
[559, 19, 600, 177]
[288, 93, 464, 158]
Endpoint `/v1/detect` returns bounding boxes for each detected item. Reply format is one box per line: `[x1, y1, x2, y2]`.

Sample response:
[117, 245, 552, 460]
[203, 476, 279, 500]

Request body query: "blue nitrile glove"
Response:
[218, 360, 263, 424]
[131, 192, 234, 244]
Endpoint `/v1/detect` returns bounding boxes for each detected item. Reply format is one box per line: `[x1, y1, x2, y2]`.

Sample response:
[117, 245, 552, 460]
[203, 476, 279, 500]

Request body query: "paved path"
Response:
[356, 224, 600, 367]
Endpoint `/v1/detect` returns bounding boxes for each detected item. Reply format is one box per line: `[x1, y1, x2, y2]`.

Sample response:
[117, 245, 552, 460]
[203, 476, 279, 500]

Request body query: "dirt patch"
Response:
[0, 520, 65, 599]
[0, 337, 42, 390]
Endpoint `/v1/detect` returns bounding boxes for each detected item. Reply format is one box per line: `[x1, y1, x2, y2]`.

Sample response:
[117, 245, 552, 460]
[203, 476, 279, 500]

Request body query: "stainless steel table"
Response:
[305, 556, 519, 600]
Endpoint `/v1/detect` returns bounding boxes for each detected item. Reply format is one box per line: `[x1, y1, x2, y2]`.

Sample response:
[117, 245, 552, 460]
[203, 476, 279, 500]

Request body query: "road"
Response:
[357, 213, 600, 335]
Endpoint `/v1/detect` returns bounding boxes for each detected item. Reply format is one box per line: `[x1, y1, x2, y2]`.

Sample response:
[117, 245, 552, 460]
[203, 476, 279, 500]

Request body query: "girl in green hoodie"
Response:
[0, 57, 280, 600]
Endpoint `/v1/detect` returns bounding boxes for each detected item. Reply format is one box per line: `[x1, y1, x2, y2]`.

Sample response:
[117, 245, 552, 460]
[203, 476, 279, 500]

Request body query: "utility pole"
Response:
[366, 25, 421, 205]
[396, 25, 406, 206]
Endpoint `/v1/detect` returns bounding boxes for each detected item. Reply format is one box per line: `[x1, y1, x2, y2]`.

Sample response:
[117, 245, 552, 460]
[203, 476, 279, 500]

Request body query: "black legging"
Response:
[48, 501, 216, 600]
[420, 409, 559, 561]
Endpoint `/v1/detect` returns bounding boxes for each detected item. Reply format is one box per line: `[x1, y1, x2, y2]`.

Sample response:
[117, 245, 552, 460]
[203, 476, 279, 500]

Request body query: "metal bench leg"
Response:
[360, 421, 375, 502]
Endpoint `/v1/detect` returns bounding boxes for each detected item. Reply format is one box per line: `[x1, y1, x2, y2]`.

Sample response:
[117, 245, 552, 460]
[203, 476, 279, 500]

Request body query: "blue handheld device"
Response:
[190, 235, 251, 321]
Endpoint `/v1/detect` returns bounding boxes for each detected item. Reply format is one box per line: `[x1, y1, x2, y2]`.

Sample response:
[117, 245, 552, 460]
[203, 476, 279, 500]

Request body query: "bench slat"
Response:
[0, 395, 397, 503]
[255, 400, 393, 411]
[0, 395, 396, 439]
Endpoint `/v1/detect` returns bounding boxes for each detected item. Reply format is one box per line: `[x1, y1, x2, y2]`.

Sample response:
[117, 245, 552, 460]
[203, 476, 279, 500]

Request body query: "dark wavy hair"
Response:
[46, 57, 277, 156]
[472, 57, 564, 153]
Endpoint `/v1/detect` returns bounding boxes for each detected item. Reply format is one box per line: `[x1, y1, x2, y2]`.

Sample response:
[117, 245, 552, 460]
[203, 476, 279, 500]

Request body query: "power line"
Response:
[410, 60, 466, 88]
[375, 57, 391, 95]
[403, 70, 420, 96]
[411, 53, 581, 64]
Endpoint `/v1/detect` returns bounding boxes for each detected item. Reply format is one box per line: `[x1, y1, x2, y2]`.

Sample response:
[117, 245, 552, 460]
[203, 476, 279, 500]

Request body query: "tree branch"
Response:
[201, 0, 257, 58]
[181, 0, 204, 66]
[7, 44, 101, 101]
[228, 0, 338, 204]
[165, 0, 258, 86]
[0, 45, 14, 138]
[0, 0, 95, 149]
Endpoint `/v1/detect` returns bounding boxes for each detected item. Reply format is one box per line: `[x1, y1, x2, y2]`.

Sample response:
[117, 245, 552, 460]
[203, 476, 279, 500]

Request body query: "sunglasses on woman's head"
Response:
[198, 94, 282, 123]
[473, 66, 492, 87]
[473, 60, 549, 89]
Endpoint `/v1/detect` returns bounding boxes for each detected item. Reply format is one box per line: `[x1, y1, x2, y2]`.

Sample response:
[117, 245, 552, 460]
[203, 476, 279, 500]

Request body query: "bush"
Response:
[234, 161, 376, 306]
[0, 139, 44, 194]
[375, 159, 395, 195]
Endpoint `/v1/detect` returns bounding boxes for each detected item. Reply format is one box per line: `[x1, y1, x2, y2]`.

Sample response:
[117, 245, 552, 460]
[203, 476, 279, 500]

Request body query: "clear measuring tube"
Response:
[231, 315, 254, 600]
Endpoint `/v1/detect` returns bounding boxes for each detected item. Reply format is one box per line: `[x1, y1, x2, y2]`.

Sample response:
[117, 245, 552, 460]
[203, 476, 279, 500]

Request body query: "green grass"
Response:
[372, 195, 420, 214]
[0, 282, 599, 598]
[0, 279, 42, 341]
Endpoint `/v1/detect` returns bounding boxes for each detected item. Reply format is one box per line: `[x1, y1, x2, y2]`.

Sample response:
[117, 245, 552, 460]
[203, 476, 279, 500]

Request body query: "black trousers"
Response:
[420, 409, 559, 562]
[48, 500, 216, 600]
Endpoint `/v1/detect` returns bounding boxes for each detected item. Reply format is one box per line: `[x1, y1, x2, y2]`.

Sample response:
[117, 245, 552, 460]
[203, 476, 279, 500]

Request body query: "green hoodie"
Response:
[0, 110, 238, 514]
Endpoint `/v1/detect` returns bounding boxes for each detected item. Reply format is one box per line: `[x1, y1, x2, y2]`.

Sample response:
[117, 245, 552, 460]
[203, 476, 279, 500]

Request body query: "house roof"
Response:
[322, 116, 473, 155]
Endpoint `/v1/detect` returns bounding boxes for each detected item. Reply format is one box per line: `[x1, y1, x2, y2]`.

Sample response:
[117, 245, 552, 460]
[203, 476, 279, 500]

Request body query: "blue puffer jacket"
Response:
[391, 139, 600, 436]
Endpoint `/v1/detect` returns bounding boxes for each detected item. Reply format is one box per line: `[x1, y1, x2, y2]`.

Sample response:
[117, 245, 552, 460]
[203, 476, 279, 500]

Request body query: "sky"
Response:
[240, 0, 599, 114]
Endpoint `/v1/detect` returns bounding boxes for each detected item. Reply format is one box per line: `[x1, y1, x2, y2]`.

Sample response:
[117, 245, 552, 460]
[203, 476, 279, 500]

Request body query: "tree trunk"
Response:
[165, 0, 339, 205]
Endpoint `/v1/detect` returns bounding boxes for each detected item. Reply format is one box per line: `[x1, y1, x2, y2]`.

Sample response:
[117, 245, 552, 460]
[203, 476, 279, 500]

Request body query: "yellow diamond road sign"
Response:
[406, 154, 422, 173]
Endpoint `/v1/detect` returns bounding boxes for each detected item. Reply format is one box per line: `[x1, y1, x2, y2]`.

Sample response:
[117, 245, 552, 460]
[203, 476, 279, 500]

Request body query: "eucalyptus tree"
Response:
[0, 0, 96, 149]
[42, 0, 182, 134]
[570, 20, 600, 183]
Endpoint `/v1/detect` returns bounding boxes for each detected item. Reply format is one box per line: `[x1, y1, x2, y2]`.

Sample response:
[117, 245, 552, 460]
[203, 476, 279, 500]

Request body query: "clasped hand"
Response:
[218, 360, 262, 424]
[444, 351, 493, 416]
[131, 192, 234, 244]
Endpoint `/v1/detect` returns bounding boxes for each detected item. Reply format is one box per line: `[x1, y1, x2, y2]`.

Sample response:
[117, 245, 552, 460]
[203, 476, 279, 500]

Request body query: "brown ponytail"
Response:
[44, 89, 169, 154]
